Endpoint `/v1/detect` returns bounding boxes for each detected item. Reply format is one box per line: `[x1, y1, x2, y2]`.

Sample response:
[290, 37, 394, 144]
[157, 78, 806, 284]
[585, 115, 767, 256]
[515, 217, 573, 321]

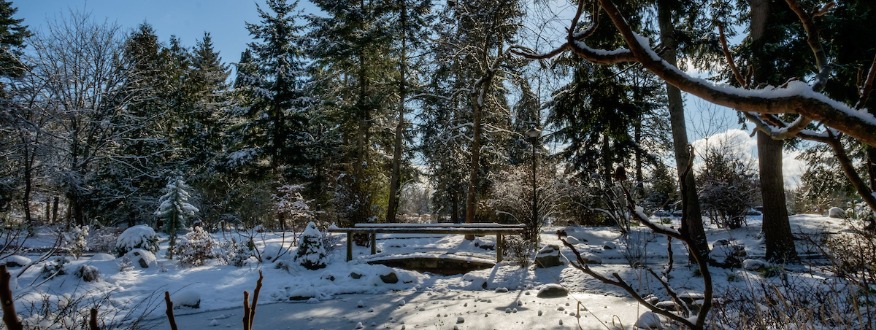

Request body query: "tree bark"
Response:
[1, 265, 23, 330]
[656, 0, 710, 259]
[751, 0, 798, 262]
[386, 0, 408, 223]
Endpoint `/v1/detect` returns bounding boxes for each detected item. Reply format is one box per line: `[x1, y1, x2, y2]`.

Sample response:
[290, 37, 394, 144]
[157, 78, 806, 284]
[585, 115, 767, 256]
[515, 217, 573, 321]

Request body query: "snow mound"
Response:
[828, 207, 846, 218]
[635, 311, 662, 329]
[174, 290, 201, 308]
[2, 255, 31, 267]
[116, 225, 160, 255]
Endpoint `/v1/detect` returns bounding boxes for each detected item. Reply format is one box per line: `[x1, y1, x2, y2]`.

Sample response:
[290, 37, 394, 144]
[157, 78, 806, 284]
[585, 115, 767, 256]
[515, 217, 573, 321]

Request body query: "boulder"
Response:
[126, 249, 157, 269]
[535, 245, 563, 268]
[536, 284, 569, 298]
[828, 207, 846, 218]
[635, 311, 663, 329]
[350, 272, 363, 279]
[379, 271, 399, 284]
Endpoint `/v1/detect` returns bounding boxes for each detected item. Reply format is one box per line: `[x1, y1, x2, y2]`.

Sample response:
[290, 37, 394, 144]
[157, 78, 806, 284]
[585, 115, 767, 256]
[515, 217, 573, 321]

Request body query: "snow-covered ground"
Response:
[0, 213, 863, 329]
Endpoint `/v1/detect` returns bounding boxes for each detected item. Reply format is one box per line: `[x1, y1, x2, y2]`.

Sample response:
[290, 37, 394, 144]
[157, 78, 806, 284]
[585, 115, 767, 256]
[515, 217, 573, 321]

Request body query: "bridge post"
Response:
[346, 231, 353, 261]
[496, 234, 504, 262]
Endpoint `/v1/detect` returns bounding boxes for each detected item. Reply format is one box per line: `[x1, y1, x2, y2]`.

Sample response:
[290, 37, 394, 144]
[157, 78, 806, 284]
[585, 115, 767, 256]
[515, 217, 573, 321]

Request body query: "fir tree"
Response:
[231, 0, 310, 180]
[155, 177, 199, 259]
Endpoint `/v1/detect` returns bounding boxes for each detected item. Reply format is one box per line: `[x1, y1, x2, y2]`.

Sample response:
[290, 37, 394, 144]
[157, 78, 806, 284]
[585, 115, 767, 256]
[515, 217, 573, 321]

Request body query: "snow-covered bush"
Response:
[63, 225, 89, 259]
[272, 184, 314, 236]
[295, 222, 327, 270]
[74, 264, 100, 282]
[219, 238, 256, 267]
[41, 257, 68, 279]
[115, 225, 160, 256]
[89, 227, 120, 253]
[173, 226, 217, 267]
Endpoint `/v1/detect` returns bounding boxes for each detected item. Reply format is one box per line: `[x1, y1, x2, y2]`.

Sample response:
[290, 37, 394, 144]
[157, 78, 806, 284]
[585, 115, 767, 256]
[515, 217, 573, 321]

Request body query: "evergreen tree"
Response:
[0, 0, 31, 220]
[155, 177, 199, 259]
[309, 0, 396, 224]
[232, 0, 310, 180]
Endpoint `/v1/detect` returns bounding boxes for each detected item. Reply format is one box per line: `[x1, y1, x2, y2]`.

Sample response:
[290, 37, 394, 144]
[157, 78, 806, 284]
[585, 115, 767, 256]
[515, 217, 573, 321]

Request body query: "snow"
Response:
[3, 213, 869, 329]
[116, 225, 160, 253]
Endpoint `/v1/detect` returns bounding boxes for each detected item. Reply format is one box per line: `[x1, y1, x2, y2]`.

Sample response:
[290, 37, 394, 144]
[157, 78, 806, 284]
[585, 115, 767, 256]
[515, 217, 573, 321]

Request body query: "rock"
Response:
[2, 255, 31, 268]
[536, 284, 569, 298]
[321, 273, 335, 281]
[379, 271, 399, 284]
[603, 242, 617, 250]
[289, 296, 313, 301]
[350, 272, 363, 279]
[828, 207, 846, 218]
[655, 301, 679, 311]
[126, 249, 157, 269]
[635, 311, 663, 329]
[456, 316, 465, 324]
[535, 245, 563, 268]
[495, 287, 509, 293]
[584, 255, 602, 264]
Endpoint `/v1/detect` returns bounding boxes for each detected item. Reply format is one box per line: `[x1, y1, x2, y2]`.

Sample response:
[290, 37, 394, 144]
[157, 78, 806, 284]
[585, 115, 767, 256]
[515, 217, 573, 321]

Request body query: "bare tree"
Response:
[28, 12, 130, 226]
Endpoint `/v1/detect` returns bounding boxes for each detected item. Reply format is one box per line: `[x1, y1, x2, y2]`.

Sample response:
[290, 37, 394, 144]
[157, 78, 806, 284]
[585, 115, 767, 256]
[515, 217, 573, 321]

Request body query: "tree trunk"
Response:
[386, 0, 408, 223]
[656, 0, 710, 259]
[464, 87, 483, 231]
[751, 0, 798, 262]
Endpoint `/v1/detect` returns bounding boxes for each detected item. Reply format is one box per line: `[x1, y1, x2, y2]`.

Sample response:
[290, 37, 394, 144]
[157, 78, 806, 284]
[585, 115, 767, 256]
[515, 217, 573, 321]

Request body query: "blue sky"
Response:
[16, 0, 317, 66]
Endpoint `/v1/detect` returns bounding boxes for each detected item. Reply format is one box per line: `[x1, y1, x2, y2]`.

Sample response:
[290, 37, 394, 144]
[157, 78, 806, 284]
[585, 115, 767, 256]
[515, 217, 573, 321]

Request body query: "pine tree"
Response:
[231, 0, 310, 180]
[155, 177, 199, 260]
[309, 0, 397, 224]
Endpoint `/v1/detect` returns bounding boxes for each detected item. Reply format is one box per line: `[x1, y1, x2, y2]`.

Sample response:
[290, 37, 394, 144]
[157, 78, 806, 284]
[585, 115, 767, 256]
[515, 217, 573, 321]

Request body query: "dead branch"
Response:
[164, 291, 177, 330]
[1, 265, 23, 330]
[559, 146, 712, 329]
[247, 270, 264, 330]
[855, 53, 876, 109]
[89, 308, 99, 330]
[743, 112, 813, 140]
[718, 24, 746, 88]
[242, 291, 251, 330]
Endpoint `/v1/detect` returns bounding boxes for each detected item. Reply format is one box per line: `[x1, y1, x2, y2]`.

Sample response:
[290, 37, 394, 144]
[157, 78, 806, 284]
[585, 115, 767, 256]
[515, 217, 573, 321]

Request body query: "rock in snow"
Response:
[828, 207, 846, 218]
[635, 311, 663, 329]
[536, 284, 569, 298]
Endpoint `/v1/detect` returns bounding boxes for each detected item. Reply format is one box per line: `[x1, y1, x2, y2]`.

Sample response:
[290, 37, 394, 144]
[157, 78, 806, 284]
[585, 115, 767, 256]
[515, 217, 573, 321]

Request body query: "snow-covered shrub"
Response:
[115, 225, 160, 256]
[63, 225, 89, 259]
[74, 264, 100, 282]
[295, 222, 327, 270]
[219, 238, 255, 267]
[502, 236, 533, 267]
[173, 226, 217, 267]
[41, 257, 68, 279]
[89, 227, 120, 253]
[272, 184, 314, 236]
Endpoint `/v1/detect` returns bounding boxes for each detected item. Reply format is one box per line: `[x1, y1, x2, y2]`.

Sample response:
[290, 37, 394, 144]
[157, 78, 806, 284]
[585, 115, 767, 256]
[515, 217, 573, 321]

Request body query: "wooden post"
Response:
[346, 231, 353, 261]
[370, 231, 376, 255]
[496, 234, 504, 262]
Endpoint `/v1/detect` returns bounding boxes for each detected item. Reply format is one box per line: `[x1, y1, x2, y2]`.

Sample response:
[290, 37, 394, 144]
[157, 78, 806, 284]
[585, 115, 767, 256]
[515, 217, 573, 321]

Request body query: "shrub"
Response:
[115, 225, 160, 256]
[63, 225, 89, 259]
[173, 226, 217, 267]
[41, 257, 68, 279]
[74, 264, 100, 282]
[295, 222, 327, 270]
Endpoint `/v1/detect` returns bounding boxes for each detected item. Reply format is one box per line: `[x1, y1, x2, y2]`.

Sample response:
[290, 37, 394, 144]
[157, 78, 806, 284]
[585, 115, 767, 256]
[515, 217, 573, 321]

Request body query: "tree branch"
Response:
[718, 24, 746, 88]
[856, 52, 876, 109]
[785, 0, 831, 91]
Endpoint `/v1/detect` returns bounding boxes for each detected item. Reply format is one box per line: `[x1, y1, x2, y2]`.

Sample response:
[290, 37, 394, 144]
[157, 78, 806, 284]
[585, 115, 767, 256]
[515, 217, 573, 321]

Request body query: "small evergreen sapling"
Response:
[155, 177, 199, 259]
[295, 222, 327, 270]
